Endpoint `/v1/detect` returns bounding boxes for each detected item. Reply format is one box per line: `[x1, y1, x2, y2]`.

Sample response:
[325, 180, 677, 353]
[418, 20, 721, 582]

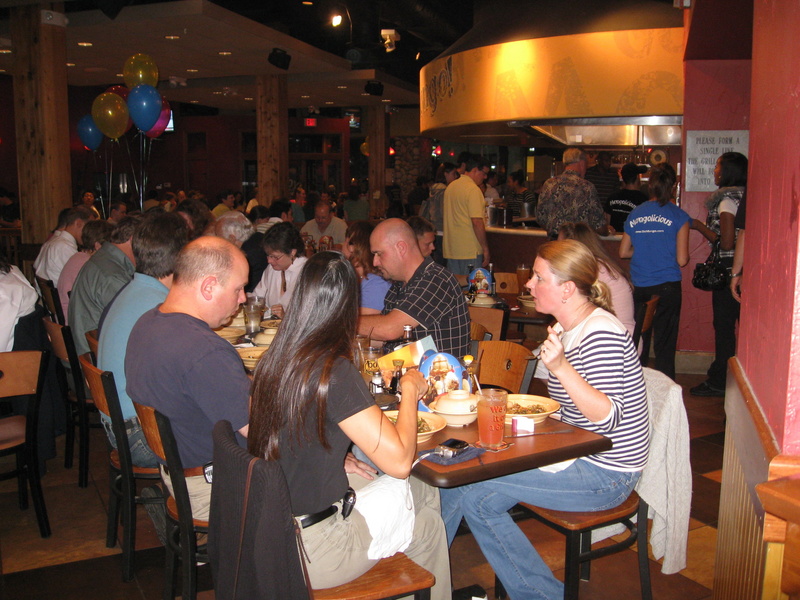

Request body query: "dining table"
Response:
[412, 417, 612, 488]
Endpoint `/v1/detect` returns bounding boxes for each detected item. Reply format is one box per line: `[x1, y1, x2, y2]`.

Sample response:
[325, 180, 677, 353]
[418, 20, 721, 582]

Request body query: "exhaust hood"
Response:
[508, 116, 683, 147]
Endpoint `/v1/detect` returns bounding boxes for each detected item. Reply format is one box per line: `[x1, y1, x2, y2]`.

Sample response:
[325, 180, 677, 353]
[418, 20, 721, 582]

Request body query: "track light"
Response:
[364, 80, 384, 96]
[268, 47, 291, 70]
[332, 13, 343, 26]
[381, 29, 400, 53]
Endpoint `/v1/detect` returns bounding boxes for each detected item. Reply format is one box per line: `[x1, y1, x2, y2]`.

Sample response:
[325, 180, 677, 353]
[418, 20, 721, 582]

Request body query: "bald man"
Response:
[359, 218, 469, 357]
[126, 236, 250, 521]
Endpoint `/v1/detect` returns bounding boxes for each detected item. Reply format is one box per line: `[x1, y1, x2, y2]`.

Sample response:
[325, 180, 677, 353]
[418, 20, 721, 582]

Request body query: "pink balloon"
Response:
[146, 97, 171, 138]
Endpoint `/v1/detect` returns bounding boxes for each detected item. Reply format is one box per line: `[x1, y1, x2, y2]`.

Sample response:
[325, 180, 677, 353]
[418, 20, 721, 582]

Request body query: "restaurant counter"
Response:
[486, 226, 628, 275]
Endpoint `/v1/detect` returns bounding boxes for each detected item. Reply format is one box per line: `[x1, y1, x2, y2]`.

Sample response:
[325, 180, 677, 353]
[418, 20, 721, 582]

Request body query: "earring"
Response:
[562, 298, 567, 304]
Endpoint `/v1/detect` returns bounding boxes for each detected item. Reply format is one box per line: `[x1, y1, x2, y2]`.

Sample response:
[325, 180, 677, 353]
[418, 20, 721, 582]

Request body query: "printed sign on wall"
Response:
[685, 130, 749, 192]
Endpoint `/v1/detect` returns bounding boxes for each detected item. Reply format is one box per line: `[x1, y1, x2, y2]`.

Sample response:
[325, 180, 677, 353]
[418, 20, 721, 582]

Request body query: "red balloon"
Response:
[105, 85, 133, 132]
[146, 97, 171, 138]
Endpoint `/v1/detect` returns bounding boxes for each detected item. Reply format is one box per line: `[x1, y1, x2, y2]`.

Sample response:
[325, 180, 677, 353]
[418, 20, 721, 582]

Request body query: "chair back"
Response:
[36, 276, 65, 326]
[0, 350, 46, 399]
[209, 420, 309, 600]
[476, 340, 537, 394]
[42, 317, 89, 406]
[469, 321, 491, 357]
[85, 330, 99, 360]
[133, 402, 166, 462]
[77, 353, 111, 418]
[632, 295, 659, 355]
[493, 272, 520, 295]
[469, 305, 509, 342]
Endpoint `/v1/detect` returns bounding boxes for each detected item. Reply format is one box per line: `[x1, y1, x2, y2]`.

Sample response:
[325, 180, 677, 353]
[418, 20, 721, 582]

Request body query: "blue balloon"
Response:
[77, 114, 103, 151]
[127, 84, 163, 132]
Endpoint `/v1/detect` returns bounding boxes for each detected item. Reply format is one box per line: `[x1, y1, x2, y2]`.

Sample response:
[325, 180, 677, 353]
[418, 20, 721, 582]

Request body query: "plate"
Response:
[383, 410, 447, 443]
[214, 326, 245, 342]
[236, 346, 268, 370]
[517, 295, 537, 310]
[260, 319, 282, 329]
[504, 395, 560, 424]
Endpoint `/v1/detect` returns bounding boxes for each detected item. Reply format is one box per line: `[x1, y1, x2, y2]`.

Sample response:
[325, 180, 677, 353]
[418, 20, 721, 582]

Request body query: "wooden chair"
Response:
[469, 321, 491, 356]
[209, 420, 435, 600]
[134, 402, 209, 600]
[0, 350, 51, 538]
[35, 276, 66, 326]
[469, 306, 508, 342]
[492, 272, 520, 295]
[79, 354, 162, 581]
[85, 329, 99, 362]
[43, 317, 94, 488]
[476, 340, 537, 394]
[632, 295, 659, 360]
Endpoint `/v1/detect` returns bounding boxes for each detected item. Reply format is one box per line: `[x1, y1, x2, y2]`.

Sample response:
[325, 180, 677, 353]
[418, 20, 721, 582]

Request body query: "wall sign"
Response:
[685, 130, 749, 192]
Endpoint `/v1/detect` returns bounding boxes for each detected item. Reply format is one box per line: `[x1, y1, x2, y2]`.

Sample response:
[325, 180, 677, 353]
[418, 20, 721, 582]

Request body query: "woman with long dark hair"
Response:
[248, 252, 450, 598]
[689, 152, 748, 396]
[619, 163, 691, 379]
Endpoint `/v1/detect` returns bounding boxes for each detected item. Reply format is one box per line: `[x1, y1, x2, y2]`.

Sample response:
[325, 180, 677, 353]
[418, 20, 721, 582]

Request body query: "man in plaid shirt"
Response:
[359, 218, 470, 358]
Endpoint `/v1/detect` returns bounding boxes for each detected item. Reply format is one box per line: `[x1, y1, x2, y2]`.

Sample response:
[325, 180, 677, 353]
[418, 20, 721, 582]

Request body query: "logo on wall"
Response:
[422, 56, 454, 117]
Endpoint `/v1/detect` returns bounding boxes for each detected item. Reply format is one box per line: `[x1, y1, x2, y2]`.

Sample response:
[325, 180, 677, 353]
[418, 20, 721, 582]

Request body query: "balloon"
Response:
[105, 85, 134, 132]
[123, 53, 158, 89]
[77, 114, 103, 150]
[146, 97, 171, 138]
[91, 92, 130, 140]
[128, 84, 163, 132]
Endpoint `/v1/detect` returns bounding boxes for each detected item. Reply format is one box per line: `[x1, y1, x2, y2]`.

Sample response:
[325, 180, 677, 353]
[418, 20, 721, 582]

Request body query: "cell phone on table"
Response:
[435, 438, 470, 459]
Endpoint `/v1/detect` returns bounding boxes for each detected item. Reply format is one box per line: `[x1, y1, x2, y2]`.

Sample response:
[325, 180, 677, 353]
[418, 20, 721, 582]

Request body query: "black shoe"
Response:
[690, 381, 725, 397]
[140, 485, 168, 545]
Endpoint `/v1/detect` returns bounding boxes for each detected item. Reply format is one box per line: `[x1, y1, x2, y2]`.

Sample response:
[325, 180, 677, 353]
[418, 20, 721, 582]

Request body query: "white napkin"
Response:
[353, 475, 415, 559]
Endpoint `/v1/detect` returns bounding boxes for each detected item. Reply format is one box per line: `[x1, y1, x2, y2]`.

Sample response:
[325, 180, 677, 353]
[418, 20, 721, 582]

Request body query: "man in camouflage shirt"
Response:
[536, 148, 605, 238]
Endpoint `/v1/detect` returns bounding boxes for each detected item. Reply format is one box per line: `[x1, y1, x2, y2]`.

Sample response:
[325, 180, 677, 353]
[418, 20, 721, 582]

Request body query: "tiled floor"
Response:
[0, 373, 722, 599]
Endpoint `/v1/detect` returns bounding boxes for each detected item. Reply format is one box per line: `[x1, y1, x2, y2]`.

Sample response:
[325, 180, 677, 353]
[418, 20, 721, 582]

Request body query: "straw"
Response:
[472, 349, 484, 393]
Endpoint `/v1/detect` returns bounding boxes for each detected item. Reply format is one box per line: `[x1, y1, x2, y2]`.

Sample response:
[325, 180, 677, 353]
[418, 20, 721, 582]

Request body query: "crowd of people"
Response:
[0, 145, 746, 599]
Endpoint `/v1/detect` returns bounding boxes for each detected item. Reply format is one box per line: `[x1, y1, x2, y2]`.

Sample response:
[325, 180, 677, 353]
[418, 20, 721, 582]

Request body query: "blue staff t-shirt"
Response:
[625, 201, 691, 287]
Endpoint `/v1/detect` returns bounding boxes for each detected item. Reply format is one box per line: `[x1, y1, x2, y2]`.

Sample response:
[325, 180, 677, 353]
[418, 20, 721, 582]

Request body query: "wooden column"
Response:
[11, 5, 72, 244]
[366, 105, 387, 218]
[256, 74, 288, 206]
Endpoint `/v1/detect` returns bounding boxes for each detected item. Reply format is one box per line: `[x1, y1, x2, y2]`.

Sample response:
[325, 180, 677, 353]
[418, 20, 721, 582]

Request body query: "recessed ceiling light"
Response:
[218, 51, 232, 56]
[116, 73, 123, 77]
[360, 92, 370, 96]
[0, 49, 11, 55]
[381, 99, 391, 102]
[300, 95, 311, 99]
[325, 101, 334, 105]
[337, 85, 347, 89]
[302, 1, 313, 4]
[77, 42, 92, 47]
[66, 62, 75, 67]
[212, 91, 223, 95]
[165, 35, 180, 40]
[0, 69, 5, 73]
[190, 100, 199, 103]
[186, 68, 199, 73]
[244, 97, 254, 101]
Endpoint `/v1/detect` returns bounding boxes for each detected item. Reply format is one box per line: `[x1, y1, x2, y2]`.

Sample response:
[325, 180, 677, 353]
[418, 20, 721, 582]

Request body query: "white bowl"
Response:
[429, 401, 478, 427]
[434, 390, 479, 414]
[504, 395, 560, 424]
[517, 295, 537, 310]
[384, 410, 447, 443]
[253, 328, 278, 346]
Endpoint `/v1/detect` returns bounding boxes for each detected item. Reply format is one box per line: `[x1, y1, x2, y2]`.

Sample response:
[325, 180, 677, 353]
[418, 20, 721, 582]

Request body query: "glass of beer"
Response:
[477, 388, 508, 448]
[516, 264, 531, 295]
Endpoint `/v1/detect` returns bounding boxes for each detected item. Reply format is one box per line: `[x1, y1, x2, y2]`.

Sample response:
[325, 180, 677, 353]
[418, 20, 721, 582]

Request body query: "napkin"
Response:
[419, 446, 486, 465]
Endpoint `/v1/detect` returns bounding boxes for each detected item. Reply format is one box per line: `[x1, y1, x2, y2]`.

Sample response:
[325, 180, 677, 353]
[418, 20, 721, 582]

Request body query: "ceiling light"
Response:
[186, 68, 199, 73]
[218, 51, 232, 56]
[381, 29, 400, 53]
[165, 35, 180, 40]
[244, 97, 254, 101]
[78, 42, 93, 47]
[325, 101, 334, 105]
[116, 73, 123, 77]
[302, 1, 313, 4]
[0, 49, 11, 55]
[190, 100, 199, 104]
[268, 47, 291, 70]
[381, 99, 391, 103]
[212, 91, 223, 95]
[301, 95, 311, 99]
[337, 85, 347, 89]
[332, 13, 343, 26]
[66, 62, 75, 67]
[361, 92, 370, 96]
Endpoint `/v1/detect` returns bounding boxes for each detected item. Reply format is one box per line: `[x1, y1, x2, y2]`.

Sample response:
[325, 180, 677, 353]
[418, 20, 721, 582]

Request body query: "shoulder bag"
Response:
[692, 239, 728, 291]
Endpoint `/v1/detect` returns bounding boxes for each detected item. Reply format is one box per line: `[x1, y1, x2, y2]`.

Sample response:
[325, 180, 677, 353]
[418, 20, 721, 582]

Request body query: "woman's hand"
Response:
[344, 451, 377, 481]
[539, 326, 566, 373]
[399, 369, 427, 402]
[270, 304, 284, 319]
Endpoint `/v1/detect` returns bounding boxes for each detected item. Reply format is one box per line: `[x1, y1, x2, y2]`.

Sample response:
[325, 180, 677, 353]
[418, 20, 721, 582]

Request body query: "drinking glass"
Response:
[476, 388, 508, 448]
[244, 305, 263, 335]
[516, 264, 531, 295]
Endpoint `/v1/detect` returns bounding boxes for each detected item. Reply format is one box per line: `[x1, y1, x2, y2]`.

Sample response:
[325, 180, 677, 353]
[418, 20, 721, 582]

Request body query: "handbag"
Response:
[692, 239, 729, 291]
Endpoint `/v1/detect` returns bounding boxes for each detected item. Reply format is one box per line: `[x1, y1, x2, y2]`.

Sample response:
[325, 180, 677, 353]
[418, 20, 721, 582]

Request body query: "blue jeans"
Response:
[440, 460, 640, 600]
[102, 416, 159, 468]
[447, 256, 483, 276]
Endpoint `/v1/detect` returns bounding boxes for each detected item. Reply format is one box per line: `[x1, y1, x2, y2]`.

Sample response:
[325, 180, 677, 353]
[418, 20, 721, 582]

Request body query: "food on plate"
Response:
[387, 414, 432, 434]
[507, 402, 547, 415]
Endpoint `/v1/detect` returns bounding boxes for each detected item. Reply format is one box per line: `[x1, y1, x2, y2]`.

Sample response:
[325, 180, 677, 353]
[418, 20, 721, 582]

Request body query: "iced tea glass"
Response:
[516, 264, 531, 295]
[476, 388, 508, 448]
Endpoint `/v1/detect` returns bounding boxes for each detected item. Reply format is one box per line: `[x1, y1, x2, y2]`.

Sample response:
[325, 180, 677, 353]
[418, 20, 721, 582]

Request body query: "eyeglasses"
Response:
[267, 252, 286, 261]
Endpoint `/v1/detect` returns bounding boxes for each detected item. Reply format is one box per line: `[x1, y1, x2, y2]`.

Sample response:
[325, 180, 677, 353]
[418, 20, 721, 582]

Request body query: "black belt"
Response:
[296, 505, 337, 529]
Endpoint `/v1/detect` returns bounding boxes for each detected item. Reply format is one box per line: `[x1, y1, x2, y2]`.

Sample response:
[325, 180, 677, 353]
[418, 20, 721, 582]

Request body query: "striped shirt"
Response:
[539, 308, 650, 471]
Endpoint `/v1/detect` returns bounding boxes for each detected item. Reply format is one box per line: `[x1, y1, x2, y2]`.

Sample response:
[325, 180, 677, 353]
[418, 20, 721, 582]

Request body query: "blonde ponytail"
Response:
[589, 280, 615, 315]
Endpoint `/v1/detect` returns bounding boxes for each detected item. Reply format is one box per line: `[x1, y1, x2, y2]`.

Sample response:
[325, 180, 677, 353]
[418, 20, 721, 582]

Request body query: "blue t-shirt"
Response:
[360, 273, 391, 312]
[625, 201, 690, 287]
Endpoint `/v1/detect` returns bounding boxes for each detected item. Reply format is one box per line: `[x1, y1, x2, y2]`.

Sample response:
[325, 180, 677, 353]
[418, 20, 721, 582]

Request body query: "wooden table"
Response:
[497, 293, 554, 329]
[412, 418, 612, 488]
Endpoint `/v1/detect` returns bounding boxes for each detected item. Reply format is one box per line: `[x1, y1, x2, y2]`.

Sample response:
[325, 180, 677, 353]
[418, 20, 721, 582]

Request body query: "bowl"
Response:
[253, 328, 278, 346]
[429, 400, 478, 427]
[236, 346, 268, 370]
[433, 390, 478, 414]
[504, 394, 560, 424]
[214, 326, 245, 343]
[517, 295, 537, 310]
[384, 410, 447, 443]
[471, 294, 496, 306]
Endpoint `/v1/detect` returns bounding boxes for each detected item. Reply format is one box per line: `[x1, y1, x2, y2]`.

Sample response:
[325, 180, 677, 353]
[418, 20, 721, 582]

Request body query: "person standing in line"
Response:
[605, 162, 649, 233]
[619, 163, 690, 380]
[443, 154, 490, 273]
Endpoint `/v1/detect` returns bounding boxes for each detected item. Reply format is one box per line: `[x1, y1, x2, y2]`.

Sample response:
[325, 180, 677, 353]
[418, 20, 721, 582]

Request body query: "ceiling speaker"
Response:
[268, 48, 291, 71]
[364, 80, 384, 96]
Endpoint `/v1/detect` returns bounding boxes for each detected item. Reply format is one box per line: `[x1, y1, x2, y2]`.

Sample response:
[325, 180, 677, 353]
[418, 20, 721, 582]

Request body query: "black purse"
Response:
[692, 239, 729, 291]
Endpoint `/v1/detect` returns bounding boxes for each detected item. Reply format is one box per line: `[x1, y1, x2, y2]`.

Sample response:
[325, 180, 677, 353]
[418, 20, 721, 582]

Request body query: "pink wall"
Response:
[679, 59, 751, 352]
[737, 0, 800, 454]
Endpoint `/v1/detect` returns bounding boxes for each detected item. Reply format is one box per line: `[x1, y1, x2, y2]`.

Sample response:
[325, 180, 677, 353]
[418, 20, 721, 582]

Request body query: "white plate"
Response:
[384, 410, 447, 443]
[504, 395, 560, 424]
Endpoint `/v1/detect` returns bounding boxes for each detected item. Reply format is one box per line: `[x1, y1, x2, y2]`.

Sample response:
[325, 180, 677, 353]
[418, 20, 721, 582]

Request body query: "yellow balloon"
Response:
[123, 53, 159, 88]
[91, 92, 130, 140]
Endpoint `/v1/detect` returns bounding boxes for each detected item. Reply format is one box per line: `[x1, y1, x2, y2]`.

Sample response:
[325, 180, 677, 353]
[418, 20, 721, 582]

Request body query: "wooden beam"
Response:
[11, 5, 72, 243]
[256, 74, 288, 206]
